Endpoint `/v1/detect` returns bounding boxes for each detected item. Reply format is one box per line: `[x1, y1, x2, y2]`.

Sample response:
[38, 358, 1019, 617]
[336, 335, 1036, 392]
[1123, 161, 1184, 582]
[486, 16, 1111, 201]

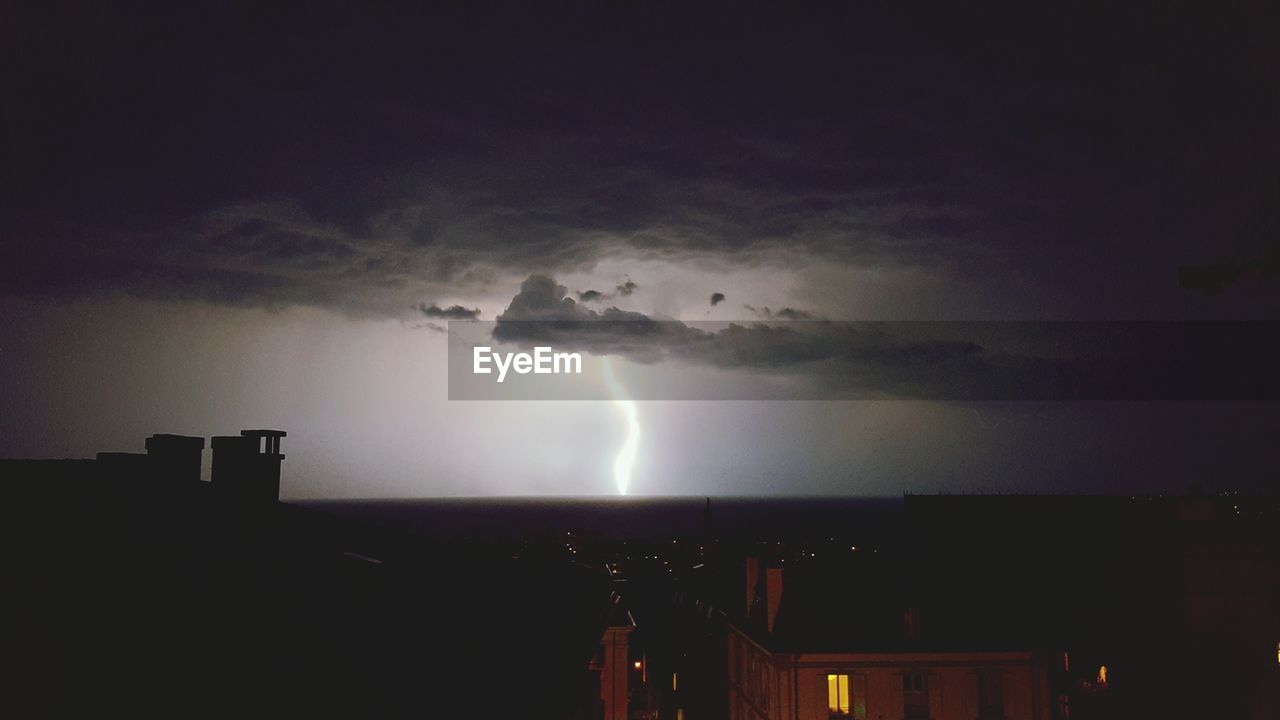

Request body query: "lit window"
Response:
[673, 672, 678, 691]
[827, 674, 850, 717]
[1096, 665, 1108, 687]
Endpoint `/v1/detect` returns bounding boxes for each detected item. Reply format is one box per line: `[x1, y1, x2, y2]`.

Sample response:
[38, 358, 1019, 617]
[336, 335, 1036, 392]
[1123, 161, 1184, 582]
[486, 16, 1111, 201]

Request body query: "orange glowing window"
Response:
[827, 674, 850, 716]
[672, 672, 678, 691]
[1096, 665, 1108, 686]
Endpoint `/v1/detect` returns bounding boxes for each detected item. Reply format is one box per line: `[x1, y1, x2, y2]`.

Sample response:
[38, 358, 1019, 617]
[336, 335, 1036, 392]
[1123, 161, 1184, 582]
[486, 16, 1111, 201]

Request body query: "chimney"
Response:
[211, 429, 286, 502]
[765, 566, 784, 633]
[144, 434, 205, 483]
[745, 557, 785, 634]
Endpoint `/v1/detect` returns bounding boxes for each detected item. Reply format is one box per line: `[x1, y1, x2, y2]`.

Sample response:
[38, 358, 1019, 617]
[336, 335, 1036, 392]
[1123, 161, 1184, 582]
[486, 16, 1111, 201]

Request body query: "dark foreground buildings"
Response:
[702, 494, 1278, 720]
[2, 437, 1276, 718]
[2, 431, 618, 718]
[606, 493, 1277, 720]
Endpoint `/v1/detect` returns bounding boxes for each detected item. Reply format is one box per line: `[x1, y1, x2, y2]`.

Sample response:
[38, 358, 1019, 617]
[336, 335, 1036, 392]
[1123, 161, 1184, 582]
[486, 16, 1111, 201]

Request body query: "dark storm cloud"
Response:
[205, 218, 357, 265]
[710, 293, 725, 306]
[491, 276, 1280, 400]
[2, 3, 1276, 316]
[4, 125, 1009, 314]
[495, 275, 999, 390]
[492, 275, 690, 363]
[577, 290, 607, 302]
[419, 303, 481, 320]
[745, 305, 820, 321]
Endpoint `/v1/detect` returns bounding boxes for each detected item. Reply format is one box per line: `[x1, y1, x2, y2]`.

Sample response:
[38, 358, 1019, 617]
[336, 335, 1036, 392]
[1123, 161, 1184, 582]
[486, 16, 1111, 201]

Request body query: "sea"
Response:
[294, 495, 904, 542]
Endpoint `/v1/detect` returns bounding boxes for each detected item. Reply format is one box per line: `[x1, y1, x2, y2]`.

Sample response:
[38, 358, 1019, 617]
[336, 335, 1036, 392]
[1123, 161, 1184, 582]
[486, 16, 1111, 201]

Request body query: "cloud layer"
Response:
[2, 3, 1275, 324]
[488, 275, 1280, 401]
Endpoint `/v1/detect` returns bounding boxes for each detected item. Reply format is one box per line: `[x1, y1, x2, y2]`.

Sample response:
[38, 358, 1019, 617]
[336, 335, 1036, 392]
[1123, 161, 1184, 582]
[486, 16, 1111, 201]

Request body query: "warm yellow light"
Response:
[672, 672, 678, 690]
[827, 674, 850, 714]
[633, 660, 642, 670]
[1097, 665, 1108, 686]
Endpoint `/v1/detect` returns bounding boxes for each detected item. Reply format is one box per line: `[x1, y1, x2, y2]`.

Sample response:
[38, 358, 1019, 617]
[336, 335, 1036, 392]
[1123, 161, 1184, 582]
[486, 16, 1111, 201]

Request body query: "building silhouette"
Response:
[724, 555, 1054, 720]
[3, 428, 285, 502]
[145, 433, 205, 484]
[1, 439, 1275, 719]
[211, 429, 287, 503]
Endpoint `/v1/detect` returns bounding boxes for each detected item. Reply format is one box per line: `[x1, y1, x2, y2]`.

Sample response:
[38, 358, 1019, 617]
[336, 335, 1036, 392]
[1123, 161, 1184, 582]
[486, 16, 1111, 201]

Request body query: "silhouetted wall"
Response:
[145, 433, 204, 483]
[211, 430, 286, 503]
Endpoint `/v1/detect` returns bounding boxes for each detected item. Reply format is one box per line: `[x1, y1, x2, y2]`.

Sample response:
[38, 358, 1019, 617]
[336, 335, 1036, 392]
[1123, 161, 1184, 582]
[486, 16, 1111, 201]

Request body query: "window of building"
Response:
[732, 638, 743, 686]
[758, 662, 769, 708]
[672, 672, 678, 691]
[977, 669, 1004, 720]
[827, 673, 850, 717]
[903, 672, 928, 720]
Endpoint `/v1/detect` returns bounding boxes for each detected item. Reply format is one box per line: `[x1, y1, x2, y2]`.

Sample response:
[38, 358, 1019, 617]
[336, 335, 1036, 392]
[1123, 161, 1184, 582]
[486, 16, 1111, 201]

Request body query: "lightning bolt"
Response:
[600, 356, 639, 496]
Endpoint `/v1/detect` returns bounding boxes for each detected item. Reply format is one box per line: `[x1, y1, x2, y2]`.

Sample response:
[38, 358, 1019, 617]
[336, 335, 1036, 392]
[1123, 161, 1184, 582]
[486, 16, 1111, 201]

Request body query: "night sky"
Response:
[2, 2, 1277, 497]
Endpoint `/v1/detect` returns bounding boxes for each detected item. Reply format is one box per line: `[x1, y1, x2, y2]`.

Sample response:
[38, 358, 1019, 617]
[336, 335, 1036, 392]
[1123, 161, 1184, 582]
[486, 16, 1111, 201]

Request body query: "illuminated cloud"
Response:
[491, 275, 1280, 402]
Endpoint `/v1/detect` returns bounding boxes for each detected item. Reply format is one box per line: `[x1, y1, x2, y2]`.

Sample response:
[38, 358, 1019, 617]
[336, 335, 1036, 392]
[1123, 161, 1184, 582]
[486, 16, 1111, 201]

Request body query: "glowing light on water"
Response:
[601, 357, 639, 495]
